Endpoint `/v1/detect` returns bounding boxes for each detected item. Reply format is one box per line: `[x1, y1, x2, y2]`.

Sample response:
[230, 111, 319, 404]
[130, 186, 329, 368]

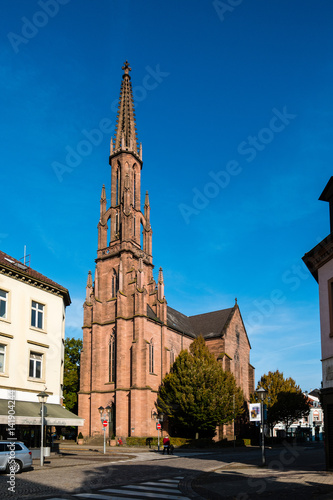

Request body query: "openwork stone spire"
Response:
[113, 61, 139, 154]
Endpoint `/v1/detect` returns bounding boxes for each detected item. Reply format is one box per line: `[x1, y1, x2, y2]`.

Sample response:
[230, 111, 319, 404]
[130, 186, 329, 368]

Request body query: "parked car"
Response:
[0, 441, 32, 473]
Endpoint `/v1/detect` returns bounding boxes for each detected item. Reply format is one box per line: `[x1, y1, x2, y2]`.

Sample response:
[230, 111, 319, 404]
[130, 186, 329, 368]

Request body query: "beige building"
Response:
[78, 62, 254, 440]
[0, 250, 83, 448]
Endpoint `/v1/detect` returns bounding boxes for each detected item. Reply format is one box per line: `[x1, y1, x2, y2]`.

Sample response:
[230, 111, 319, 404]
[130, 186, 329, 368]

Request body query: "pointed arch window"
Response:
[234, 351, 240, 382]
[116, 169, 120, 205]
[133, 215, 136, 238]
[133, 171, 136, 206]
[149, 339, 154, 374]
[170, 348, 175, 367]
[140, 220, 144, 249]
[115, 211, 120, 237]
[111, 269, 118, 297]
[109, 330, 116, 383]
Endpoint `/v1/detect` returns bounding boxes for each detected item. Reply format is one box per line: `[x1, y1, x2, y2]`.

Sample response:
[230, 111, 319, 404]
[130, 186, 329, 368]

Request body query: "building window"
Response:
[108, 332, 116, 383]
[0, 344, 5, 373]
[111, 270, 118, 297]
[133, 172, 136, 206]
[116, 169, 120, 205]
[149, 340, 154, 373]
[0, 290, 7, 319]
[31, 301, 44, 329]
[115, 211, 119, 237]
[29, 352, 42, 379]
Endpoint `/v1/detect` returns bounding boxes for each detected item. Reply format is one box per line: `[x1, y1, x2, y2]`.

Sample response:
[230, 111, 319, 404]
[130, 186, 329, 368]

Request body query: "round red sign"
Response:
[157, 423, 161, 429]
[103, 420, 108, 427]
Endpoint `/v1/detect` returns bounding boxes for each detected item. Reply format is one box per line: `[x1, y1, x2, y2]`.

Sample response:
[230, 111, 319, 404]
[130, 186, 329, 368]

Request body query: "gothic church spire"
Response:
[113, 61, 139, 155]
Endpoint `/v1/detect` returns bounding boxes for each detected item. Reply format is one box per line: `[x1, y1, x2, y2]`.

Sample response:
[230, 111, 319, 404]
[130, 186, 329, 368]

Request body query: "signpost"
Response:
[156, 421, 161, 451]
[103, 420, 108, 454]
[98, 406, 112, 455]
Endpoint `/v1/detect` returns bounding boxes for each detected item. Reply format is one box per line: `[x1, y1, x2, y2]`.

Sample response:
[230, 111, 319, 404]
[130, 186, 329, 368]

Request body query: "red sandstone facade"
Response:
[78, 62, 254, 439]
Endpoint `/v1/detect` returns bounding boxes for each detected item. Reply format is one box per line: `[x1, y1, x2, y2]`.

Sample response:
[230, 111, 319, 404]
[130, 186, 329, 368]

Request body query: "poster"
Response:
[249, 403, 261, 422]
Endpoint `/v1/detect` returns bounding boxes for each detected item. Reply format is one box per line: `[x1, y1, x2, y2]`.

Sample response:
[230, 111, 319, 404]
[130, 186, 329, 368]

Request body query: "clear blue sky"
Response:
[1, 0, 332, 392]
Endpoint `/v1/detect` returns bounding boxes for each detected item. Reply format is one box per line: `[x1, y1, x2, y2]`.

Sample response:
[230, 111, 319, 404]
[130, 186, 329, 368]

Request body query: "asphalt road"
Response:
[0, 443, 329, 500]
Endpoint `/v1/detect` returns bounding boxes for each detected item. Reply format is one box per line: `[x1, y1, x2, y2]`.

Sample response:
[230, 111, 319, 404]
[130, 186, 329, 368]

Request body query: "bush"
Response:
[78, 432, 83, 440]
[126, 436, 190, 448]
[168, 437, 191, 447]
[125, 436, 252, 448]
[126, 437, 158, 447]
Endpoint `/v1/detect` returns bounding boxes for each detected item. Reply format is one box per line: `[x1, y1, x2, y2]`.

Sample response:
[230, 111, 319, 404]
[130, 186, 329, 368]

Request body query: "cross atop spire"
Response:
[122, 60, 131, 78]
[112, 61, 140, 156]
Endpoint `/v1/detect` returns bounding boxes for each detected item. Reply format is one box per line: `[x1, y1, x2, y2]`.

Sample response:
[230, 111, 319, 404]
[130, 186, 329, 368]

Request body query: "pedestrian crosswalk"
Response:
[47, 476, 190, 499]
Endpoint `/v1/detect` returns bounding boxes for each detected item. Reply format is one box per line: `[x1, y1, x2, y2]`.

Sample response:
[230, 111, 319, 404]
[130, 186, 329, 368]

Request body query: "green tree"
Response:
[63, 337, 83, 414]
[268, 391, 310, 433]
[157, 336, 243, 438]
[252, 370, 308, 432]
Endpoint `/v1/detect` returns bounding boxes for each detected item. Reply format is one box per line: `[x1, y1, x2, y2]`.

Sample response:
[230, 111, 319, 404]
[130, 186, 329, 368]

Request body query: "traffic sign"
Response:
[103, 420, 108, 427]
[156, 422, 161, 430]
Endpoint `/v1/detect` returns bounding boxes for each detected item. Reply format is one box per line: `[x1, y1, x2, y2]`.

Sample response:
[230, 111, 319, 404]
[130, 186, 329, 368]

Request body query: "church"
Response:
[78, 62, 255, 440]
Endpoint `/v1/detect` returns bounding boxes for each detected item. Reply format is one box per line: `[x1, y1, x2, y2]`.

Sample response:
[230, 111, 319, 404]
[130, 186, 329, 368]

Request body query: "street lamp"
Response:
[98, 405, 112, 454]
[256, 387, 267, 466]
[37, 390, 49, 466]
[151, 411, 163, 451]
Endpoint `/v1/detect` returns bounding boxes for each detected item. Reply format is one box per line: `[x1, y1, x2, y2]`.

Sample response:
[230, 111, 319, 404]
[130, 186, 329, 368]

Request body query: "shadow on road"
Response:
[0, 442, 330, 500]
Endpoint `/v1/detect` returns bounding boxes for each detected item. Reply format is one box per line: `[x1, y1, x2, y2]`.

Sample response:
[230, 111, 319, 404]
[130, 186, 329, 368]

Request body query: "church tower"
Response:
[78, 62, 167, 439]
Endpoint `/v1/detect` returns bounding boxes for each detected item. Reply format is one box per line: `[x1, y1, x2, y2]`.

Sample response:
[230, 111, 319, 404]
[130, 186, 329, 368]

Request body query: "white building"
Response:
[303, 176, 333, 469]
[0, 250, 83, 448]
[273, 391, 323, 441]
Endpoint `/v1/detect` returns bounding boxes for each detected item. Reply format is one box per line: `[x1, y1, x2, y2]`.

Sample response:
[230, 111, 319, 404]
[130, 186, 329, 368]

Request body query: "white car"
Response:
[0, 441, 32, 473]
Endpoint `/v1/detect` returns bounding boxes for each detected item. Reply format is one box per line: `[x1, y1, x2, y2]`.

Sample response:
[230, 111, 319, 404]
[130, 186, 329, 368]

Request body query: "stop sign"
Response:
[103, 420, 108, 427]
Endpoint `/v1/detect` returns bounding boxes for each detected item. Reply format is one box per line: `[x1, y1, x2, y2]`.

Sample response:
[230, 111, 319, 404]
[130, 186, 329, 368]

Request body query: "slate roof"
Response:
[147, 304, 162, 323]
[0, 250, 71, 306]
[166, 305, 235, 339]
[189, 308, 234, 338]
[309, 389, 321, 399]
[167, 306, 196, 337]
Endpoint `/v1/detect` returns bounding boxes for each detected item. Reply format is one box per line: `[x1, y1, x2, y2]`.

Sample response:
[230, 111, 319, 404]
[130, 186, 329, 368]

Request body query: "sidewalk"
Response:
[191, 444, 333, 500]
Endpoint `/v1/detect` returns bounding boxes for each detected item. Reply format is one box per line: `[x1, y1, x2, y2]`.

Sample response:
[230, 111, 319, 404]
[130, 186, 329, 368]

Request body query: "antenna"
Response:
[19, 246, 31, 268]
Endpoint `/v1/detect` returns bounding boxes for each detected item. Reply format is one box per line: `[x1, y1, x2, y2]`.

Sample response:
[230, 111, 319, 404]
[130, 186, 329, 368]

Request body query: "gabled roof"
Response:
[319, 176, 333, 202]
[0, 250, 71, 306]
[189, 308, 234, 339]
[309, 388, 321, 399]
[166, 303, 251, 348]
[167, 306, 196, 337]
[167, 304, 239, 340]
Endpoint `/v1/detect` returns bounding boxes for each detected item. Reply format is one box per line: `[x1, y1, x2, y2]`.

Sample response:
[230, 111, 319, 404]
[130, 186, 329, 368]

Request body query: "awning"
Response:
[0, 400, 84, 426]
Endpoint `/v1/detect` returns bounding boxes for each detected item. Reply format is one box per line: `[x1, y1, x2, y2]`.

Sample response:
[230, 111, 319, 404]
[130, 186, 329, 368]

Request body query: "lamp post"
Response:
[98, 405, 112, 454]
[152, 411, 163, 451]
[256, 387, 267, 466]
[37, 390, 49, 467]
